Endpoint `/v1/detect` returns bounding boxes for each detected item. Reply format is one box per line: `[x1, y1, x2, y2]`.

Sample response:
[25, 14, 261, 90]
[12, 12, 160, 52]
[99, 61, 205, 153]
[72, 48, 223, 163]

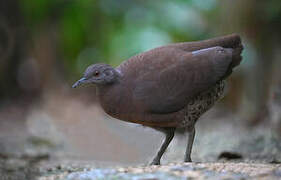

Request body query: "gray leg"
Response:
[184, 127, 195, 162]
[150, 128, 175, 165]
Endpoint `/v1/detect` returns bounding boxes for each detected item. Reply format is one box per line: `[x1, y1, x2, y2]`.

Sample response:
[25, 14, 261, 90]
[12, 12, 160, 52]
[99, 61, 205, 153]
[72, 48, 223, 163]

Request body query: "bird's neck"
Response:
[96, 82, 126, 118]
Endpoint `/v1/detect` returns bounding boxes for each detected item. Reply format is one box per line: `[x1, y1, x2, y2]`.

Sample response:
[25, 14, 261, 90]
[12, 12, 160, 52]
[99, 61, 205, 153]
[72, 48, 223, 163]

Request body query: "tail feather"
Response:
[165, 33, 243, 78]
[165, 33, 243, 52]
[231, 42, 243, 68]
[223, 40, 243, 79]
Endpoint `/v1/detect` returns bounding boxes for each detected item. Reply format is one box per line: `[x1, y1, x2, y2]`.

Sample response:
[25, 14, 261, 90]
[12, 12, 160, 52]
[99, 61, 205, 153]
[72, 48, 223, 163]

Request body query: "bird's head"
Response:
[72, 63, 120, 88]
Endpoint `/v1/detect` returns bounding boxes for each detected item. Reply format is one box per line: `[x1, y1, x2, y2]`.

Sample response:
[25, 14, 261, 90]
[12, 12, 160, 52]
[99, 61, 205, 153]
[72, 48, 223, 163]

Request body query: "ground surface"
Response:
[14, 162, 281, 180]
[1, 159, 280, 180]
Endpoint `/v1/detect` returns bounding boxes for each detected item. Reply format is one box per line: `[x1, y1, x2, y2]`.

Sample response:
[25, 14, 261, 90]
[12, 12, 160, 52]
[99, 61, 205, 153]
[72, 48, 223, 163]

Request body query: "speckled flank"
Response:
[181, 80, 225, 128]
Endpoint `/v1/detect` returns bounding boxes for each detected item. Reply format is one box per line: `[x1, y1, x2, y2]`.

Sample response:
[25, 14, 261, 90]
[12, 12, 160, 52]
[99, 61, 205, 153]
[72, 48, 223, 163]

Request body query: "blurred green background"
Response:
[0, 0, 280, 166]
[1, 0, 280, 107]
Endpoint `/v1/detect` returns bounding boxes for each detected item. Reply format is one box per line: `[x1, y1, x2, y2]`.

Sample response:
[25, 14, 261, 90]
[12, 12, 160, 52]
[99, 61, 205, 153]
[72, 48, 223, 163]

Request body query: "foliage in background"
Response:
[20, 0, 221, 75]
[1, 0, 280, 122]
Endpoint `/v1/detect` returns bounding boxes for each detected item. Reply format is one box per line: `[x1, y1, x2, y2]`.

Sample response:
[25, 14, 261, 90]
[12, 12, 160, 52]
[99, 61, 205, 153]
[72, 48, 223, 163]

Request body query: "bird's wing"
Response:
[132, 46, 233, 114]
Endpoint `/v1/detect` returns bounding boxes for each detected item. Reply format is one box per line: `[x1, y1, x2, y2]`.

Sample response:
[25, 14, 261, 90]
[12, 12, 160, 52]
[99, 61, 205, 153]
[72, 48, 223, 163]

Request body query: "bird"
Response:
[72, 34, 243, 165]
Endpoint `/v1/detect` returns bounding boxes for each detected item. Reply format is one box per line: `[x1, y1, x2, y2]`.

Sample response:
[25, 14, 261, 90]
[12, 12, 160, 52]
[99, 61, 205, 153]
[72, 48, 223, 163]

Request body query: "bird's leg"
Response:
[150, 127, 175, 165]
[184, 127, 195, 162]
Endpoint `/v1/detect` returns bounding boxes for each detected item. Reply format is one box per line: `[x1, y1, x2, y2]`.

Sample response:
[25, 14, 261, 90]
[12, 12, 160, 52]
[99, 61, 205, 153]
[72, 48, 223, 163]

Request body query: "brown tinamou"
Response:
[72, 34, 243, 165]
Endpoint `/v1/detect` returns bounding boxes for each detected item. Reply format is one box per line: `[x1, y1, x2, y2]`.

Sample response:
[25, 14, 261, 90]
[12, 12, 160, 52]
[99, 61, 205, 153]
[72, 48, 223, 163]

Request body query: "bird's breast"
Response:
[97, 83, 137, 122]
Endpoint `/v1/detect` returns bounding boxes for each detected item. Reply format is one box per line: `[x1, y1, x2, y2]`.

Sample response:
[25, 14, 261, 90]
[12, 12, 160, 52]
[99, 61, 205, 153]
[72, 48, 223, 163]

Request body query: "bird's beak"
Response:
[72, 77, 87, 88]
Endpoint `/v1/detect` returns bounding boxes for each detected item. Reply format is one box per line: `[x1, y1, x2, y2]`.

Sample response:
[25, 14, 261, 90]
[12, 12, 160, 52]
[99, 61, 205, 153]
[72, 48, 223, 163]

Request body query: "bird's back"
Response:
[117, 33, 242, 80]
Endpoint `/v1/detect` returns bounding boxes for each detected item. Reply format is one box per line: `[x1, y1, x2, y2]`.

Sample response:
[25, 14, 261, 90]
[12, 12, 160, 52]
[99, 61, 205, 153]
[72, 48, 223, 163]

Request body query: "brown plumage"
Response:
[73, 34, 243, 165]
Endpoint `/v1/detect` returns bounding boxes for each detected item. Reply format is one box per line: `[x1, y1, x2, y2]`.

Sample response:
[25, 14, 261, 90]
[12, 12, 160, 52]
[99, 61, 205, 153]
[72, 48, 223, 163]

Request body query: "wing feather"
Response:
[132, 46, 232, 114]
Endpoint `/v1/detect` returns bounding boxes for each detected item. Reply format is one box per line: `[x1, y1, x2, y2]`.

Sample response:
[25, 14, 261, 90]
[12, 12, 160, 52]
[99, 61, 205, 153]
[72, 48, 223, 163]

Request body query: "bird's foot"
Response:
[184, 157, 192, 162]
[150, 159, 160, 165]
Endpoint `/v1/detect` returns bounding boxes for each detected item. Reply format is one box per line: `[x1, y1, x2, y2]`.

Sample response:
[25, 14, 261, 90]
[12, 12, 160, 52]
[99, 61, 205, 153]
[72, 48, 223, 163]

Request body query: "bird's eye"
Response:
[94, 71, 100, 76]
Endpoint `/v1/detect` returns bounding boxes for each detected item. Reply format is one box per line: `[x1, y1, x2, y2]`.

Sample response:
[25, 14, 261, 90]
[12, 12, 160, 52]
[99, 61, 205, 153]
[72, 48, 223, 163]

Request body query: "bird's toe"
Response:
[184, 158, 192, 162]
[150, 160, 160, 165]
